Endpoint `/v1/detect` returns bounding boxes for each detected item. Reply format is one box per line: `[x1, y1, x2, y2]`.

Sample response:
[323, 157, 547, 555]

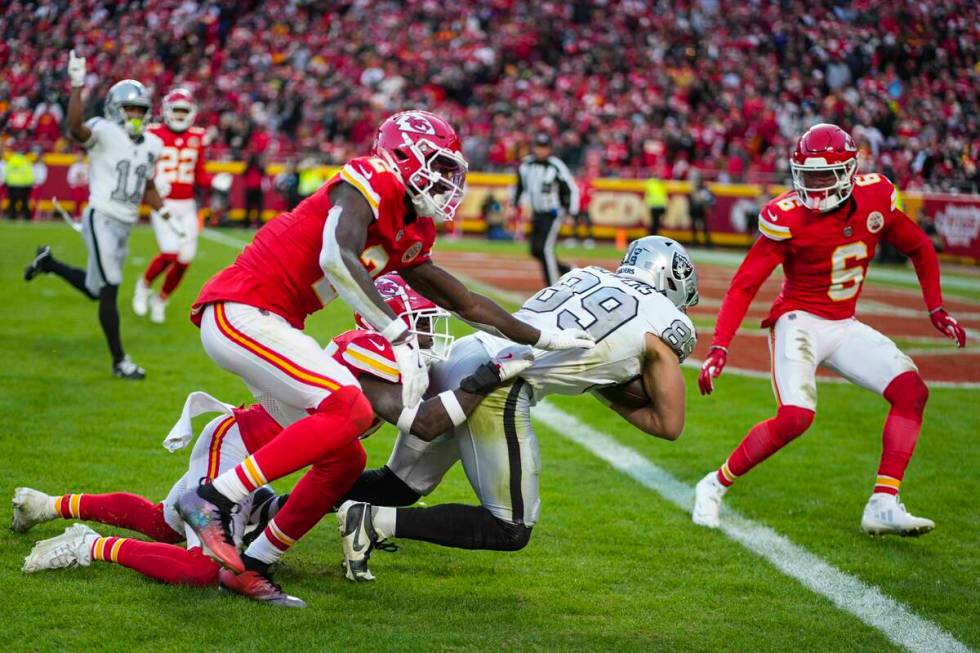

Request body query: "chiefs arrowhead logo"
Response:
[395, 113, 436, 135]
[402, 242, 423, 263]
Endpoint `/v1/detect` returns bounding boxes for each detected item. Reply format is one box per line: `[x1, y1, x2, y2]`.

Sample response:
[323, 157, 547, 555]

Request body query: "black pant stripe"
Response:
[86, 208, 109, 285]
[503, 379, 526, 524]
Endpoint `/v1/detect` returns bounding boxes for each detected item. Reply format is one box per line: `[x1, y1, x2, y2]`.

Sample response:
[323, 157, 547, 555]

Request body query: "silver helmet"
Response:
[105, 80, 152, 138]
[617, 236, 699, 310]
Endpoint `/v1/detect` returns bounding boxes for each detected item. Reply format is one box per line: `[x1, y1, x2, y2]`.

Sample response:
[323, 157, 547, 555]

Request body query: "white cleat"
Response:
[23, 523, 100, 573]
[132, 279, 151, 317]
[11, 487, 57, 533]
[692, 472, 727, 528]
[337, 501, 382, 582]
[149, 294, 167, 324]
[861, 493, 935, 537]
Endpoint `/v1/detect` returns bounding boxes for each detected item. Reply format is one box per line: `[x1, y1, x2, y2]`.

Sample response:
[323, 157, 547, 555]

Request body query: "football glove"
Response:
[535, 327, 595, 351]
[393, 337, 429, 407]
[68, 50, 86, 88]
[698, 346, 728, 395]
[929, 308, 966, 348]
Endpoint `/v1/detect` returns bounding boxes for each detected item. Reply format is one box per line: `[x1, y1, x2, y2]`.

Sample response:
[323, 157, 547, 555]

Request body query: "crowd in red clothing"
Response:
[1, 0, 977, 191]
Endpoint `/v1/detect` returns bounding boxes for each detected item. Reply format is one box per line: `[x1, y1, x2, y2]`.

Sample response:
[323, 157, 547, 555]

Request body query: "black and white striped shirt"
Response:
[513, 155, 580, 215]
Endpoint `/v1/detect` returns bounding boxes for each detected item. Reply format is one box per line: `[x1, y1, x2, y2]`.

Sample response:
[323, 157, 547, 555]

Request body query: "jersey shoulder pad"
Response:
[656, 308, 697, 362]
[332, 329, 400, 383]
[340, 156, 404, 220]
[852, 172, 897, 212]
[758, 192, 801, 241]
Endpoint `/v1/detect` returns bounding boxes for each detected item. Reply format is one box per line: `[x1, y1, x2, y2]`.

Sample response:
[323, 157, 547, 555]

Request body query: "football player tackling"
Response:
[176, 111, 592, 585]
[693, 124, 967, 536]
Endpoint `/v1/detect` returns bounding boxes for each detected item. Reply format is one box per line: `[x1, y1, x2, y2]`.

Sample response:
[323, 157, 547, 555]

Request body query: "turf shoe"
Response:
[337, 500, 386, 582]
[149, 293, 167, 324]
[861, 493, 935, 537]
[132, 278, 151, 316]
[175, 485, 244, 573]
[24, 245, 52, 281]
[692, 471, 727, 528]
[242, 489, 287, 548]
[112, 356, 146, 380]
[22, 523, 100, 573]
[219, 557, 306, 608]
[11, 487, 57, 533]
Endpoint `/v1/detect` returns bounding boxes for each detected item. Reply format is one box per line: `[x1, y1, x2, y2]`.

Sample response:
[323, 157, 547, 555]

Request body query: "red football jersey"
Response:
[711, 173, 943, 348]
[233, 328, 398, 449]
[146, 123, 212, 200]
[192, 156, 436, 329]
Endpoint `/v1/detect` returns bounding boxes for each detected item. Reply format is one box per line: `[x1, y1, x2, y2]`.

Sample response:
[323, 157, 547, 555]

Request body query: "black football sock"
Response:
[395, 504, 532, 551]
[340, 466, 421, 507]
[46, 256, 98, 299]
[98, 285, 125, 364]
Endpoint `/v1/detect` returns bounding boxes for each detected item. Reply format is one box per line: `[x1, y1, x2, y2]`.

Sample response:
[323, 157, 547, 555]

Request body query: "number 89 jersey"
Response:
[476, 266, 696, 399]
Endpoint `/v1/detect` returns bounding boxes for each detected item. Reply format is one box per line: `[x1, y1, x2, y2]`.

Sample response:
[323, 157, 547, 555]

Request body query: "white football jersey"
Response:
[474, 266, 696, 400]
[83, 117, 163, 223]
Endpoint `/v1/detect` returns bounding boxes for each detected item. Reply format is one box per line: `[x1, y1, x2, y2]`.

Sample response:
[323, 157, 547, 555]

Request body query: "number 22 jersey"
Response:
[474, 266, 696, 399]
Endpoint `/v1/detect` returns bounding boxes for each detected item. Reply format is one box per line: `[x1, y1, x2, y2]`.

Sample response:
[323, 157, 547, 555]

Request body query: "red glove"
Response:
[930, 308, 967, 348]
[698, 346, 728, 395]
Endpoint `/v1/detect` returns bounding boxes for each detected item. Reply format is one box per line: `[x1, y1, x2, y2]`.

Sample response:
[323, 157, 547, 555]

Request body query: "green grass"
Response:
[1, 222, 977, 652]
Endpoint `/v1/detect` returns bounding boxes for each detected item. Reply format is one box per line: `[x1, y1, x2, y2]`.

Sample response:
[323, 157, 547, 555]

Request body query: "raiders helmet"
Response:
[616, 236, 699, 310]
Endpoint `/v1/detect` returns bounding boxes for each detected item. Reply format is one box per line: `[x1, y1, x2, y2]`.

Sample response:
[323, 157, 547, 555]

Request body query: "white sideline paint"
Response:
[534, 402, 970, 653]
[201, 228, 249, 250]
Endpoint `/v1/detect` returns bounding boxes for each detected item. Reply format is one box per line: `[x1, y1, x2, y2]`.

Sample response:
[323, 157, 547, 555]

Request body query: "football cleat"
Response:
[23, 523, 100, 573]
[174, 486, 244, 573]
[242, 489, 286, 548]
[337, 500, 386, 582]
[692, 471, 727, 528]
[149, 294, 167, 324]
[218, 567, 307, 608]
[112, 355, 146, 380]
[861, 493, 935, 537]
[11, 487, 57, 533]
[132, 278, 151, 316]
[24, 245, 52, 282]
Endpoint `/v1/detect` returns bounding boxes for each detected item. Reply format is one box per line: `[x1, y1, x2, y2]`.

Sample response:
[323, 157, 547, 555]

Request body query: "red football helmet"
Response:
[162, 88, 197, 132]
[790, 123, 858, 213]
[373, 111, 468, 222]
[354, 273, 455, 361]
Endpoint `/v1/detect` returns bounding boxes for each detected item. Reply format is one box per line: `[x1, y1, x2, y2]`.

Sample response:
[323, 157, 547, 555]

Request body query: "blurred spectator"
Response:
[481, 192, 511, 241]
[296, 157, 325, 202]
[689, 172, 714, 248]
[66, 154, 89, 213]
[567, 162, 596, 248]
[0, 1, 976, 192]
[242, 153, 266, 227]
[275, 159, 300, 210]
[30, 146, 48, 219]
[4, 146, 35, 220]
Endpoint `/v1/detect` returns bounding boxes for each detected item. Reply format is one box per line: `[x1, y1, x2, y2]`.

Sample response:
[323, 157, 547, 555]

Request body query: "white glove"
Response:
[534, 327, 595, 351]
[491, 344, 535, 381]
[393, 337, 429, 407]
[68, 50, 86, 88]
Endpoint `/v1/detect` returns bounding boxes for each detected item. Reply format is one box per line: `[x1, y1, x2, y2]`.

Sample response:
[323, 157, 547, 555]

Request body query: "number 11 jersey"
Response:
[83, 117, 163, 223]
[475, 266, 696, 399]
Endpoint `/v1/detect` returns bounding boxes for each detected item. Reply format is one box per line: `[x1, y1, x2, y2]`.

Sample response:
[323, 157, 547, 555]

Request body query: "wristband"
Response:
[396, 402, 420, 433]
[709, 345, 728, 353]
[438, 391, 467, 427]
[381, 319, 409, 343]
[928, 307, 944, 315]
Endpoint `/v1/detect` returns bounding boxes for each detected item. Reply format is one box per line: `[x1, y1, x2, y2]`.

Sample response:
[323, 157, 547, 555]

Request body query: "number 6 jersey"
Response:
[474, 266, 696, 399]
[83, 117, 163, 223]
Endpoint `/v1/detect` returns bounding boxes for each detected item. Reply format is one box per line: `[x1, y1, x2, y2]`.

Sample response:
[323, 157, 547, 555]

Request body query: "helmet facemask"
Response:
[119, 105, 148, 138]
[791, 158, 857, 213]
[405, 307, 455, 365]
[383, 135, 467, 222]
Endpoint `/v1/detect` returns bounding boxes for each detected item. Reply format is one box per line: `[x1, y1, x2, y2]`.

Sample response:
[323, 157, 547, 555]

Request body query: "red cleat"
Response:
[174, 487, 244, 573]
[219, 568, 307, 608]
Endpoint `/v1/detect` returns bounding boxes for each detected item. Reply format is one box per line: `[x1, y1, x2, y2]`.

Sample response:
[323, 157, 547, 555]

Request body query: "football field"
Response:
[1, 221, 978, 652]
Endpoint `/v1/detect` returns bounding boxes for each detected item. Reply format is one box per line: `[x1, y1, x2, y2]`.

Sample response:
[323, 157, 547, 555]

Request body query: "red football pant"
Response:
[56, 493, 183, 543]
[143, 253, 177, 285]
[93, 537, 218, 587]
[875, 371, 928, 495]
[160, 261, 189, 299]
[718, 406, 815, 486]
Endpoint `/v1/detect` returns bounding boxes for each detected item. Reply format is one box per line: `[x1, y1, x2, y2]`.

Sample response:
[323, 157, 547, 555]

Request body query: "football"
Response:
[596, 377, 650, 408]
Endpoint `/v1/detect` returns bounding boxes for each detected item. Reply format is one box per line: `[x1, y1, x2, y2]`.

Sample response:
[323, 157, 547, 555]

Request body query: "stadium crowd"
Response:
[1, 0, 977, 190]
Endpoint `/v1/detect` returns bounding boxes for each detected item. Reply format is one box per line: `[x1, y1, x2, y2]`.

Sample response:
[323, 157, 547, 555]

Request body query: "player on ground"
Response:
[132, 88, 214, 324]
[693, 123, 967, 535]
[175, 111, 594, 578]
[15, 275, 532, 607]
[23, 51, 174, 379]
[335, 236, 698, 581]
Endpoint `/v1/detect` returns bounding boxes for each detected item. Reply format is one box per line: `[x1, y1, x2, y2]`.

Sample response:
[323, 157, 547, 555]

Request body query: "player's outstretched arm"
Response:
[401, 262, 594, 351]
[66, 51, 92, 144]
[359, 348, 533, 441]
[606, 333, 687, 441]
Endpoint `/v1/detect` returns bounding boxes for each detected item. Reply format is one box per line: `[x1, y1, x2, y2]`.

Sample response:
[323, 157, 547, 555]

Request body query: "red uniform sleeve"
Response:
[882, 211, 943, 312]
[333, 332, 401, 383]
[194, 144, 213, 189]
[711, 237, 786, 348]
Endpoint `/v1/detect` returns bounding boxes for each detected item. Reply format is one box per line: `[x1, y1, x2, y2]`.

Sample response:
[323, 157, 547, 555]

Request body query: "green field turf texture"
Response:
[0, 223, 977, 652]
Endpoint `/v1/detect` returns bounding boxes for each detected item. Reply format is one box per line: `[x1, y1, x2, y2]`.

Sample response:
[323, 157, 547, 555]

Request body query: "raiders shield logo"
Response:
[867, 211, 884, 233]
[672, 252, 694, 279]
[402, 242, 423, 263]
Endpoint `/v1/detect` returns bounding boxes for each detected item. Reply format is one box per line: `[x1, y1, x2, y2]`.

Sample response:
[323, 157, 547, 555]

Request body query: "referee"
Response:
[513, 133, 580, 285]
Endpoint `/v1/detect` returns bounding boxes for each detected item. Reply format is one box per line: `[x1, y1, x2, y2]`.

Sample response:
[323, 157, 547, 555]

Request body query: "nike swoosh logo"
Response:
[367, 339, 386, 352]
[351, 513, 366, 553]
[766, 210, 778, 222]
[362, 169, 374, 180]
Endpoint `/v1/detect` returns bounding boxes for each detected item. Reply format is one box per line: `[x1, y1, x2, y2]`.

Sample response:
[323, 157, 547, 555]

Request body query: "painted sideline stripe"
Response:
[201, 228, 249, 250]
[534, 402, 970, 653]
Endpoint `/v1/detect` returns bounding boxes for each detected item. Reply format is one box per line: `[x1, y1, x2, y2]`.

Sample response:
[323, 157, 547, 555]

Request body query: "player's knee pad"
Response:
[314, 385, 375, 437]
[773, 405, 815, 443]
[884, 371, 928, 417]
[494, 517, 533, 552]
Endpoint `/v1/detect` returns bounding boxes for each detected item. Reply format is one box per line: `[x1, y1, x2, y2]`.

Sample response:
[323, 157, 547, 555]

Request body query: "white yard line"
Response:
[534, 402, 971, 653]
[201, 228, 250, 250]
